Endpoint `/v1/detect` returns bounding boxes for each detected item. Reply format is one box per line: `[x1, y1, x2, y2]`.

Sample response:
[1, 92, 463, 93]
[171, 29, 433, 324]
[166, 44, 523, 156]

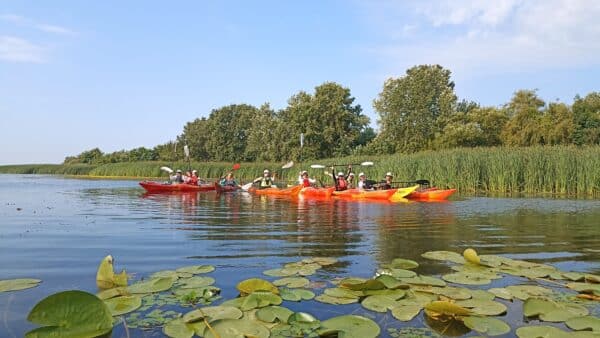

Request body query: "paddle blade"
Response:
[184, 145, 190, 158]
[160, 166, 173, 174]
[282, 161, 294, 169]
[360, 161, 374, 166]
[232, 163, 241, 170]
[310, 164, 325, 169]
[241, 182, 253, 191]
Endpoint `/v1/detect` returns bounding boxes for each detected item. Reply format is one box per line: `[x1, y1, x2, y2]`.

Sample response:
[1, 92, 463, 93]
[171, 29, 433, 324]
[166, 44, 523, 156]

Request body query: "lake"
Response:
[1, 175, 599, 337]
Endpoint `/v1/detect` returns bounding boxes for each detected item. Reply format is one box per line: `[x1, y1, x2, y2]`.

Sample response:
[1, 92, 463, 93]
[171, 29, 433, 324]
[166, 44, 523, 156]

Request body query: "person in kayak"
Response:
[347, 172, 355, 188]
[357, 172, 374, 190]
[170, 169, 184, 184]
[330, 166, 351, 191]
[183, 171, 193, 184]
[253, 169, 275, 189]
[379, 172, 394, 190]
[220, 172, 241, 188]
[188, 170, 199, 185]
[299, 170, 316, 187]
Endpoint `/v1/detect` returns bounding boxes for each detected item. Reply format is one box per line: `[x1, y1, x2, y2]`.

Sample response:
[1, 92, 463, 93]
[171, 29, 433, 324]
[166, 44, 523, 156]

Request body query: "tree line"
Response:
[64, 65, 600, 165]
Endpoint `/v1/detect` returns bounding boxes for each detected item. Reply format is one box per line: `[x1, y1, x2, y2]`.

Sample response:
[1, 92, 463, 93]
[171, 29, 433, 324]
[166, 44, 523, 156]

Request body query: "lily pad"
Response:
[506, 285, 553, 300]
[391, 304, 422, 321]
[400, 275, 447, 287]
[463, 316, 510, 336]
[179, 276, 215, 289]
[523, 298, 588, 322]
[389, 258, 419, 270]
[456, 299, 507, 316]
[363, 288, 406, 298]
[442, 272, 492, 285]
[568, 282, 600, 294]
[236, 278, 278, 295]
[127, 277, 174, 294]
[422, 251, 466, 264]
[315, 294, 359, 305]
[263, 268, 297, 277]
[361, 295, 400, 312]
[374, 275, 404, 289]
[175, 265, 215, 275]
[424, 300, 471, 316]
[273, 277, 309, 288]
[0, 278, 41, 293]
[183, 305, 242, 323]
[516, 325, 583, 338]
[279, 287, 315, 301]
[342, 279, 386, 291]
[96, 287, 127, 300]
[104, 295, 142, 316]
[308, 257, 338, 266]
[468, 289, 496, 301]
[26, 290, 113, 338]
[222, 291, 283, 311]
[256, 305, 293, 323]
[488, 287, 513, 300]
[163, 318, 194, 338]
[566, 316, 600, 332]
[96, 255, 128, 289]
[203, 318, 270, 338]
[324, 287, 362, 299]
[150, 270, 180, 282]
[318, 315, 380, 338]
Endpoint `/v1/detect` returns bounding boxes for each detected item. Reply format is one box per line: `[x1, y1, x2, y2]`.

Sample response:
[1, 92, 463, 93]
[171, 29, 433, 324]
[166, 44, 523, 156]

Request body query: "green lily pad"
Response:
[315, 294, 359, 305]
[318, 315, 380, 338]
[361, 295, 400, 312]
[163, 318, 194, 338]
[96, 287, 127, 300]
[324, 287, 362, 299]
[256, 305, 293, 323]
[506, 285, 553, 300]
[424, 301, 471, 316]
[279, 287, 315, 301]
[566, 316, 600, 332]
[342, 279, 386, 291]
[478, 255, 503, 268]
[391, 304, 422, 321]
[203, 318, 270, 338]
[523, 298, 589, 322]
[179, 276, 215, 289]
[568, 282, 600, 294]
[389, 258, 419, 270]
[222, 291, 283, 311]
[456, 299, 507, 316]
[307, 257, 338, 266]
[263, 268, 297, 277]
[363, 288, 406, 298]
[468, 289, 496, 300]
[586, 274, 600, 283]
[378, 268, 418, 279]
[516, 325, 584, 338]
[421, 251, 466, 264]
[26, 290, 113, 338]
[563, 272, 586, 281]
[127, 277, 174, 294]
[0, 278, 42, 293]
[273, 277, 309, 288]
[236, 278, 278, 295]
[183, 305, 242, 323]
[442, 272, 493, 285]
[400, 275, 447, 287]
[488, 287, 513, 300]
[175, 265, 215, 274]
[375, 274, 403, 289]
[150, 270, 180, 282]
[463, 316, 510, 336]
[104, 295, 141, 316]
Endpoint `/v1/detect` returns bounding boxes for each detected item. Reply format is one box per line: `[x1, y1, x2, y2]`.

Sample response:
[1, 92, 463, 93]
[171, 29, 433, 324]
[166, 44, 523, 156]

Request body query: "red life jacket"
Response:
[336, 178, 348, 191]
[302, 178, 311, 187]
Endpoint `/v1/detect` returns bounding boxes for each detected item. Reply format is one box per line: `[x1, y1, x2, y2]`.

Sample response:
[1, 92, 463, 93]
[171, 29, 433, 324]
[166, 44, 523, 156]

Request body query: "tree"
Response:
[541, 102, 574, 145]
[572, 92, 600, 145]
[500, 90, 545, 146]
[373, 64, 457, 153]
[203, 104, 257, 162]
[153, 141, 180, 162]
[64, 148, 104, 164]
[180, 117, 210, 161]
[245, 103, 280, 161]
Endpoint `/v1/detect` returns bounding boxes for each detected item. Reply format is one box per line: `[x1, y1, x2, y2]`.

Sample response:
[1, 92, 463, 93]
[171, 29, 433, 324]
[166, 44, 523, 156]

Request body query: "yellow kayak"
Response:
[389, 185, 419, 202]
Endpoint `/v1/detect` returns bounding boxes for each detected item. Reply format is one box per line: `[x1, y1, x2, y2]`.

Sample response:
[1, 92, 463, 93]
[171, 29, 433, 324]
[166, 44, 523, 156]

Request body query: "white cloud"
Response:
[364, 0, 600, 75]
[0, 36, 45, 63]
[1, 13, 75, 35]
[36, 24, 75, 35]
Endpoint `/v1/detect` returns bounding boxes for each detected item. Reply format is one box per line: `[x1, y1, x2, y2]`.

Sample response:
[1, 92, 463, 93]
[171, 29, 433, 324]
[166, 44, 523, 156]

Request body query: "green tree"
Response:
[203, 104, 257, 161]
[245, 103, 280, 161]
[64, 148, 105, 164]
[500, 90, 545, 146]
[373, 64, 457, 153]
[572, 92, 600, 145]
[153, 141, 180, 162]
[180, 117, 210, 160]
[541, 102, 574, 145]
[434, 107, 508, 148]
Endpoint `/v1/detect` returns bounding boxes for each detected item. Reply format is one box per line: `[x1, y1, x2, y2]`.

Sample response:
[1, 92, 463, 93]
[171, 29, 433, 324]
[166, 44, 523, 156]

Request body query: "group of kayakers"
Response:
[167, 166, 396, 191]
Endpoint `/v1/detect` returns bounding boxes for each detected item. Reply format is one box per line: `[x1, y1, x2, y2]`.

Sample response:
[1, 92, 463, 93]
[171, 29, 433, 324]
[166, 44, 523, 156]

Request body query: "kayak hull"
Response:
[407, 187, 457, 201]
[332, 188, 398, 200]
[249, 185, 302, 196]
[215, 182, 239, 193]
[139, 181, 215, 193]
[299, 187, 335, 198]
[389, 185, 420, 202]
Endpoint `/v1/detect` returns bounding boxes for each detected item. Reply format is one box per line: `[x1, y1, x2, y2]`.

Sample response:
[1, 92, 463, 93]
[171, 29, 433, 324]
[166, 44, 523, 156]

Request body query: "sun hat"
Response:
[301, 170, 308, 175]
[385, 172, 393, 177]
[348, 172, 355, 177]
[176, 169, 182, 173]
[192, 170, 197, 173]
[337, 172, 345, 177]
[359, 172, 365, 177]
[263, 169, 270, 173]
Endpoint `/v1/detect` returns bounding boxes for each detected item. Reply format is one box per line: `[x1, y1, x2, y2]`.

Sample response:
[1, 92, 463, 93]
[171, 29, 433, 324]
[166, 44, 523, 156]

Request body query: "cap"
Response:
[301, 170, 308, 175]
[348, 172, 355, 177]
[176, 169, 182, 173]
[192, 170, 197, 173]
[385, 172, 393, 177]
[359, 172, 365, 177]
[263, 169, 270, 173]
[337, 172, 345, 177]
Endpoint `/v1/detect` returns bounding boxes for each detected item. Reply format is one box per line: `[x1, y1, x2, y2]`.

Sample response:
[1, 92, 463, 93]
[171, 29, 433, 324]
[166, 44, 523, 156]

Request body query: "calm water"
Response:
[0, 175, 599, 337]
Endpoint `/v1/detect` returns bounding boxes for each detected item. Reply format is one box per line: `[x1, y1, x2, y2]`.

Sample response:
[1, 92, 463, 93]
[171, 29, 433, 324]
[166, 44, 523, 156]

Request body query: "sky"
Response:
[1, 0, 599, 164]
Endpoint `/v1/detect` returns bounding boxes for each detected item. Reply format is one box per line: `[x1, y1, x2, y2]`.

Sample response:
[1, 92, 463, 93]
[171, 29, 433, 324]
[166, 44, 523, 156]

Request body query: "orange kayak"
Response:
[332, 188, 398, 200]
[299, 187, 335, 198]
[249, 185, 302, 196]
[407, 187, 456, 201]
[139, 181, 215, 193]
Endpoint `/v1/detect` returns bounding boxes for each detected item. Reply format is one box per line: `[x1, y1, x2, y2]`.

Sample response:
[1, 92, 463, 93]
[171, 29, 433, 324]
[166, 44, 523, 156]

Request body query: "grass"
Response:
[1, 146, 598, 196]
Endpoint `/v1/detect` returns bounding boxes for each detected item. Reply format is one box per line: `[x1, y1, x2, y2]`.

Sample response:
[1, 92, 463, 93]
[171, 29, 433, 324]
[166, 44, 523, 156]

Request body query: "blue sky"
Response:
[1, 0, 599, 164]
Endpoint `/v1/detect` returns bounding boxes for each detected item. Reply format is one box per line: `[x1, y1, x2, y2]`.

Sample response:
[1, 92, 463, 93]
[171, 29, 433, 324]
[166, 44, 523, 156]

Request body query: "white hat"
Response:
[263, 169, 270, 173]
[348, 172, 355, 177]
[359, 172, 365, 177]
[337, 172, 345, 176]
[385, 172, 393, 177]
[301, 170, 308, 175]
[176, 169, 182, 173]
[192, 170, 197, 173]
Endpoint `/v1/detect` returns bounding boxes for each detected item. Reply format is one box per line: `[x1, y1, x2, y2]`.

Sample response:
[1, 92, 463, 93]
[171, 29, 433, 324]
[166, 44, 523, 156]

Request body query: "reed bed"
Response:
[1, 146, 598, 196]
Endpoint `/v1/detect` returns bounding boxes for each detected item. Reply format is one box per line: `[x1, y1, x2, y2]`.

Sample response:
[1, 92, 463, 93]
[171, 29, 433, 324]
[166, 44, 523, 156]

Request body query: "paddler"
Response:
[299, 170, 316, 187]
[379, 172, 393, 190]
[220, 172, 241, 188]
[170, 169, 184, 184]
[253, 169, 275, 189]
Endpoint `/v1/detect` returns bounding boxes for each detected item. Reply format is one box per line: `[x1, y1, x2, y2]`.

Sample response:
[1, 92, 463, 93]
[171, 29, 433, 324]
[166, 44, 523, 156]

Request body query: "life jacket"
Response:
[260, 177, 273, 188]
[336, 178, 348, 191]
[302, 178, 311, 187]
[189, 176, 199, 185]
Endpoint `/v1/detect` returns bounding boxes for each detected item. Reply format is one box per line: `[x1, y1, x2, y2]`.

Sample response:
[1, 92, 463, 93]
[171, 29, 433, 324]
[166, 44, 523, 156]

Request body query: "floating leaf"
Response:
[523, 298, 588, 322]
[375, 275, 404, 289]
[150, 270, 180, 282]
[315, 294, 358, 305]
[179, 276, 215, 289]
[26, 290, 113, 338]
[324, 287, 362, 299]
[566, 316, 600, 332]
[421, 251, 465, 264]
[104, 295, 141, 316]
[456, 299, 507, 316]
[488, 288, 513, 300]
[342, 279, 386, 291]
[256, 305, 293, 323]
[163, 318, 194, 338]
[203, 318, 270, 338]
[96, 255, 128, 289]
[363, 288, 406, 299]
[227, 292, 282, 311]
[175, 265, 215, 275]
[424, 301, 471, 316]
[468, 289, 496, 301]
[586, 274, 600, 283]
[463, 248, 481, 265]
[389, 258, 419, 270]
[127, 277, 174, 294]
[183, 306, 242, 323]
[308, 257, 338, 266]
[0, 278, 41, 293]
[273, 277, 309, 288]
[442, 272, 492, 285]
[400, 275, 446, 287]
[279, 288, 315, 302]
[568, 282, 600, 294]
[263, 268, 296, 277]
[361, 295, 399, 312]
[236, 278, 278, 295]
[463, 316, 510, 336]
[506, 285, 553, 300]
[391, 304, 422, 321]
[516, 325, 580, 338]
[318, 315, 380, 338]
[563, 272, 586, 281]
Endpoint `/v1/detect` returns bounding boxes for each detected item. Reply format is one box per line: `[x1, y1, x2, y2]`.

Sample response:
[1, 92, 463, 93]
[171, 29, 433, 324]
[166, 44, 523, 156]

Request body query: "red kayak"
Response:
[215, 182, 239, 193]
[407, 187, 457, 201]
[248, 185, 302, 196]
[139, 181, 215, 193]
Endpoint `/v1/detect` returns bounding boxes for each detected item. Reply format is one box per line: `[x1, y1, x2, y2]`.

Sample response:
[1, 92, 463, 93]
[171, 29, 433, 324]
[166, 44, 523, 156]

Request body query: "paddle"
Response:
[160, 166, 174, 174]
[241, 161, 294, 191]
[392, 179, 430, 186]
[184, 145, 191, 172]
[310, 161, 374, 169]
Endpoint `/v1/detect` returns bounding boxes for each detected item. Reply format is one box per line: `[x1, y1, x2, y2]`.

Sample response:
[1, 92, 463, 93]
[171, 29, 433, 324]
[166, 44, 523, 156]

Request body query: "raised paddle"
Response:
[160, 166, 174, 174]
[310, 161, 374, 169]
[184, 145, 191, 172]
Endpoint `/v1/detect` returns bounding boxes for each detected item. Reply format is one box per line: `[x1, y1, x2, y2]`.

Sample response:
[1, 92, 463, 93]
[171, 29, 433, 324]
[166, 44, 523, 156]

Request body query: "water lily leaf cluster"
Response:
[263, 257, 338, 277]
